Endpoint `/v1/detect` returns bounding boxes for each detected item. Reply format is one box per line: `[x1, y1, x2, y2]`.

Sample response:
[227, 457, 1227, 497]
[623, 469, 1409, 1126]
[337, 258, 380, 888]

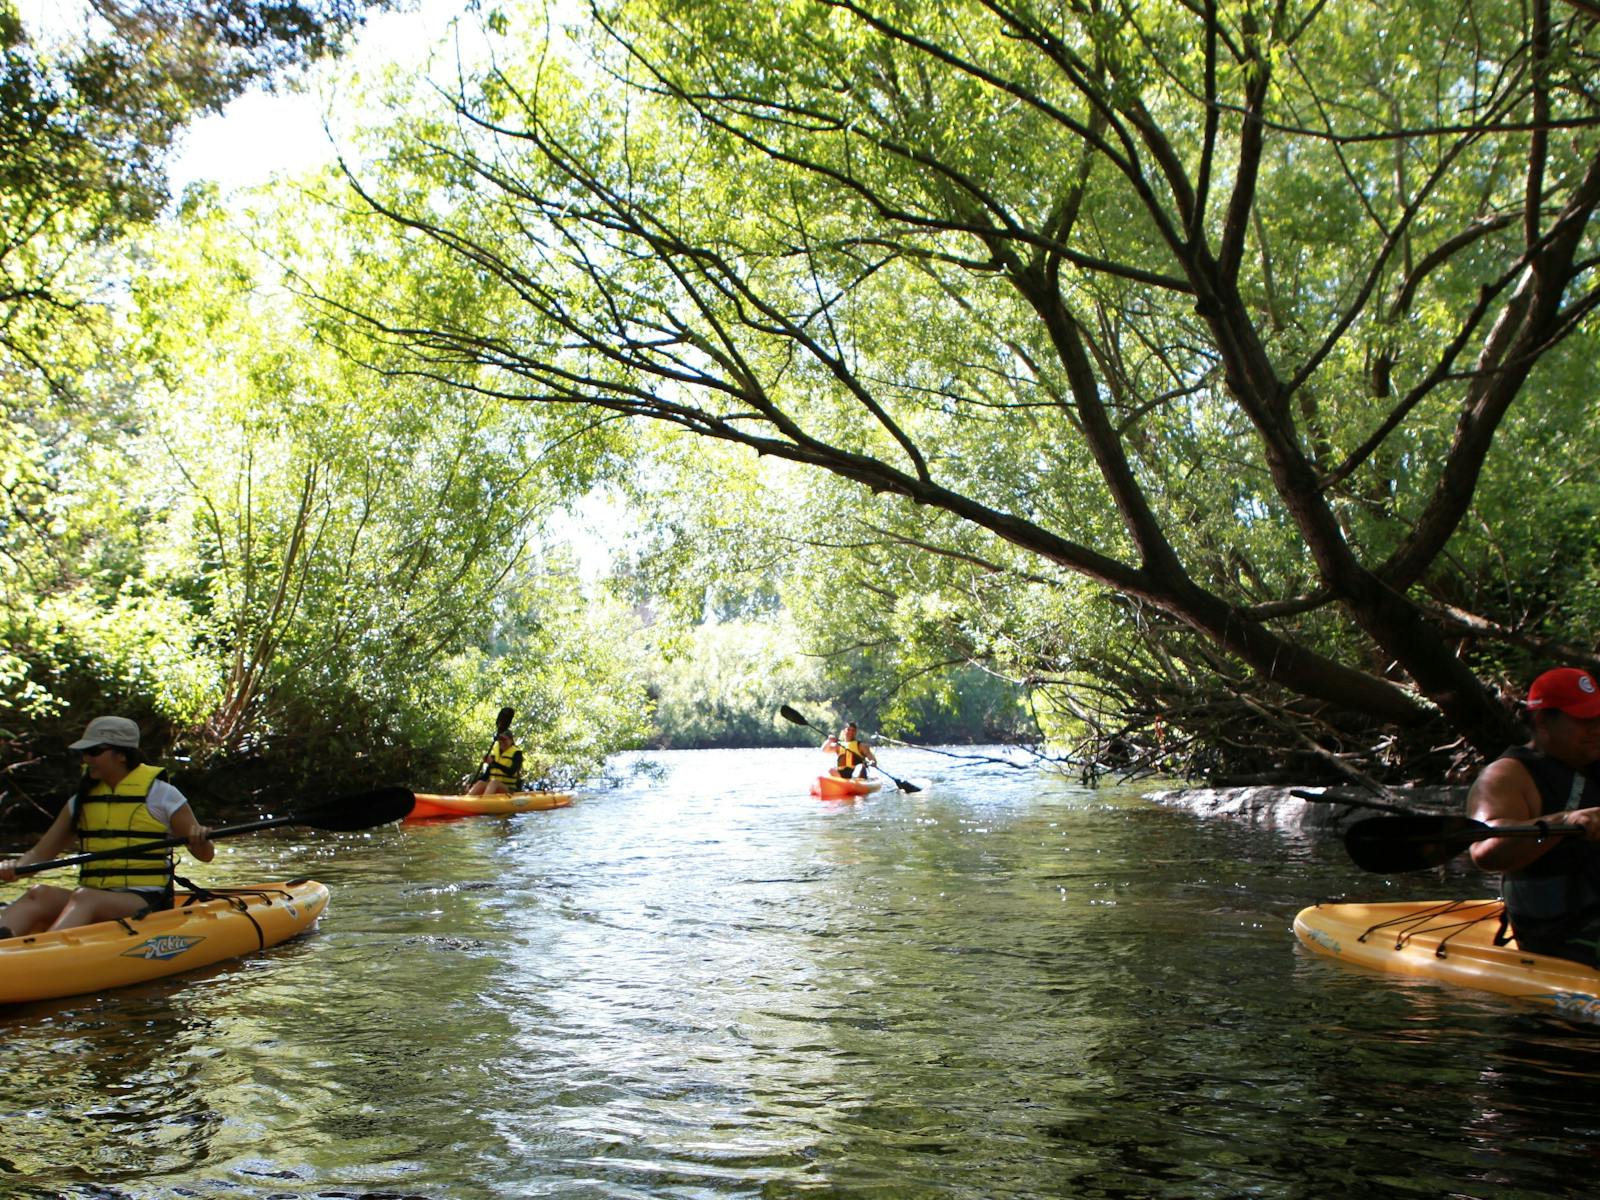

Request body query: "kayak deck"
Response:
[407, 791, 574, 820]
[810, 774, 882, 798]
[1294, 898, 1600, 1019]
[0, 879, 329, 1006]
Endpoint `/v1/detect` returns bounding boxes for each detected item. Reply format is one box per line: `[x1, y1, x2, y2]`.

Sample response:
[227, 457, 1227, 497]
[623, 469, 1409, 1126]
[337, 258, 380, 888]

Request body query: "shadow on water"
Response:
[3, 746, 1600, 1198]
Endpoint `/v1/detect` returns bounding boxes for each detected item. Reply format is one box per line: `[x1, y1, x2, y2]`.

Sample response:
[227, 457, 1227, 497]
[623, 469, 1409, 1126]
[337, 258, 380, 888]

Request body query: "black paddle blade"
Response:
[496, 706, 515, 734]
[877, 769, 921, 794]
[1343, 814, 1488, 873]
[296, 787, 416, 831]
[779, 705, 815, 728]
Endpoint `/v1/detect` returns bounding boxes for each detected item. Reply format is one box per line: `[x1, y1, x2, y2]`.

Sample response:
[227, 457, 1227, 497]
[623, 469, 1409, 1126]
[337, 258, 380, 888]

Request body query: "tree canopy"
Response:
[326, 0, 1600, 783]
[10, 0, 1600, 803]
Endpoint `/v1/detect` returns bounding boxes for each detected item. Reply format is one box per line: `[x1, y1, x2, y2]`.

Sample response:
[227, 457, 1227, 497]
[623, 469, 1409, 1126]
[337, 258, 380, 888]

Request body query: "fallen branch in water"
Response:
[1290, 787, 1437, 817]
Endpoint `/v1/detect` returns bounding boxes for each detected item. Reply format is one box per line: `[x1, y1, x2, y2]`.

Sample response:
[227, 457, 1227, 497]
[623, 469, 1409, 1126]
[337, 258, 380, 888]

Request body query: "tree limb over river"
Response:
[327, 0, 1600, 781]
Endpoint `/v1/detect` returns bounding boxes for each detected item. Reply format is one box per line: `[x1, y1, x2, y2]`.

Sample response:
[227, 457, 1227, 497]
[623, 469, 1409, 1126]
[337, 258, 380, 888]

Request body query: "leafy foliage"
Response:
[330, 0, 1600, 783]
[2, 0, 400, 808]
[2, 173, 655, 818]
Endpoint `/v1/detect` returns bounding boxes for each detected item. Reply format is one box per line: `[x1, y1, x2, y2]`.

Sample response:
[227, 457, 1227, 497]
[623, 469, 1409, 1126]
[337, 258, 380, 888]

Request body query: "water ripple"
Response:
[4, 748, 1600, 1198]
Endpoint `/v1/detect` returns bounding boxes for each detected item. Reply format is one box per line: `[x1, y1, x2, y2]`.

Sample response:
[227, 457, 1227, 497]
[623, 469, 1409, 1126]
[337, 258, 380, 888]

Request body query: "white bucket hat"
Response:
[66, 715, 141, 750]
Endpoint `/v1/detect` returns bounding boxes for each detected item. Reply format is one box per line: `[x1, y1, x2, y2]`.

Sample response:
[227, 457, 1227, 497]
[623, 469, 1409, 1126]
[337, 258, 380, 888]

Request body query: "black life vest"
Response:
[1497, 745, 1600, 930]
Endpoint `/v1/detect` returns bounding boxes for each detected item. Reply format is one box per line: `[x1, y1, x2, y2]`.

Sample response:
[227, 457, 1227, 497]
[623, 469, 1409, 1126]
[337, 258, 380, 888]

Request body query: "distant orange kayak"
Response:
[406, 791, 574, 820]
[810, 774, 882, 799]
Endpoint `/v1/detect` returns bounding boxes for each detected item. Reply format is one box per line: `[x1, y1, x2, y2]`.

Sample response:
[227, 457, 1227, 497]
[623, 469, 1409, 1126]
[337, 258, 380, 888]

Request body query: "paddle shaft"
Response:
[6, 786, 415, 880]
[863, 762, 919, 793]
[9, 815, 296, 879]
[1342, 812, 1582, 873]
[1467, 821, 1577, 840]
[1378, 819, 1575, 845]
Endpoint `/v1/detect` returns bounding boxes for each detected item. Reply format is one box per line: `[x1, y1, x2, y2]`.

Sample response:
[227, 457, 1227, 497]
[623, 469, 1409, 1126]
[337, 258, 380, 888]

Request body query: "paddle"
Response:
[778, 705, 922, 793]
[8, 786, 416, 879]
[1343, 813, 1577, 873]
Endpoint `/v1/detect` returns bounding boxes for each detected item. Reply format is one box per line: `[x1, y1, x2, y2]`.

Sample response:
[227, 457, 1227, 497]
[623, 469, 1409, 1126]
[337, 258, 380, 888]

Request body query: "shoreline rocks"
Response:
[1145, 784, 1466, 833]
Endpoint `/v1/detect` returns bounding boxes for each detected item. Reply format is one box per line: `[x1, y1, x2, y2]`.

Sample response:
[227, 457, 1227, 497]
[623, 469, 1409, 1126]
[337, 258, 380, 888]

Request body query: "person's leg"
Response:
[0, 884, 73, 936]
[484, 779, 511, 795]
[1511, 912, 1600, 967]
[1551, 916, 1600, 967]
[466, 779, 487, 795]
[48, 887, 149, 932]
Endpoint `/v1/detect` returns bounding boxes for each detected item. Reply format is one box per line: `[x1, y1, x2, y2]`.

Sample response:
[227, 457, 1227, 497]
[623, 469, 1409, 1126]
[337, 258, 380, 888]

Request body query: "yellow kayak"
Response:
[1294, 898, 1600, 1019]
[0, 879, 329, 1006]
[407, 791, 574, 820]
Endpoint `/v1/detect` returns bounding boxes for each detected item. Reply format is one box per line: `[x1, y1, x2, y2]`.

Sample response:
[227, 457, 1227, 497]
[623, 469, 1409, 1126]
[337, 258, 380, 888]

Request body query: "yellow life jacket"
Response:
[836, 737, 865, 770]
[486, 742, 520, 784]
[75, 763, 174, 891]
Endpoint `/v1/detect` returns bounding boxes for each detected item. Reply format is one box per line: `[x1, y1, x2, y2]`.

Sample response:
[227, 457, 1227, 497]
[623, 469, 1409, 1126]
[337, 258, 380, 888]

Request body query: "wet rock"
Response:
[1145, 784, 1466, 832]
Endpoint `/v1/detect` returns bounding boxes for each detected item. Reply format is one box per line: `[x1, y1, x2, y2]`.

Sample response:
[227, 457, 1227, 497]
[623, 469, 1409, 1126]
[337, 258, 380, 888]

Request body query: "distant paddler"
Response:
[467, 728, 524, 796]
[823, 720, 877, 780]
[780, 704, 922, 794]
[0, 715, 215, 937]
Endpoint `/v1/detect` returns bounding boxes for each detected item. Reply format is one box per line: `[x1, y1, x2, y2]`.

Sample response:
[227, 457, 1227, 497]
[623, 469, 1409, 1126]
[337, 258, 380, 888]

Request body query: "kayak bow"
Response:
[406, 791, 574, 820]
[810, 775, 882, 799]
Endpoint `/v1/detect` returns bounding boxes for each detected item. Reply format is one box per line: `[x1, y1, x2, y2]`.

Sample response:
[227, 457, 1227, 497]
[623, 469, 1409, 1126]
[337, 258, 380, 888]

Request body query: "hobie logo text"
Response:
[122, 935, 204, 961]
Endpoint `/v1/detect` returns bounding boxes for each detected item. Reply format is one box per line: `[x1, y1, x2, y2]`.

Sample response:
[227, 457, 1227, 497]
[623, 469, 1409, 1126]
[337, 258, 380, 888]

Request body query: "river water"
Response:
[3, 746, 1599, 1199]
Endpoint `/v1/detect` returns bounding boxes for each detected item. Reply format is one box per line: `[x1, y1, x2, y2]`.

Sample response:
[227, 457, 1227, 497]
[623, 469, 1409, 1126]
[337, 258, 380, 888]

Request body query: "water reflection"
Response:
[0, 991, 223, 1194]
[3, 747, 1600, 1197]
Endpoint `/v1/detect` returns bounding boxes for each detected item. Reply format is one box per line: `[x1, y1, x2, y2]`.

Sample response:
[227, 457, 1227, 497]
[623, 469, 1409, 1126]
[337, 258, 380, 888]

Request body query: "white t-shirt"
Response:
[69, 780, 190, 827]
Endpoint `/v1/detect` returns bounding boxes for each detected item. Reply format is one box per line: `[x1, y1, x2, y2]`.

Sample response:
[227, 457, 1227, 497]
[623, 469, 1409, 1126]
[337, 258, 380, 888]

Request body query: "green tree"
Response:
[3, 172, 655, 811]
[333, 0, 1600, 780]
[611, 443, 1039, 747]
[644, 615, 826, 748]
[125, 191, 649, 785]
[1, 0, 396, 454]
[1, 0, 395, 773]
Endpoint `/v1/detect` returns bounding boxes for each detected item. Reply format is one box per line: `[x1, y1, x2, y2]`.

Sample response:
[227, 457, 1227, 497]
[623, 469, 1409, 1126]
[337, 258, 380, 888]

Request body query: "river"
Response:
[2, 746, 1598, 1199]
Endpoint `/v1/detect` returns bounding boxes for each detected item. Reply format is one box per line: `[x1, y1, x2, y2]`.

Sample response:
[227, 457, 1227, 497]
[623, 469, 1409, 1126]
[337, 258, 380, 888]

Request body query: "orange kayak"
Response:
[810, 774, 882, 799]
[0, 880, 328, 1006]
[407, 791, 574, 820]
[1294, 898, 1600, 1019]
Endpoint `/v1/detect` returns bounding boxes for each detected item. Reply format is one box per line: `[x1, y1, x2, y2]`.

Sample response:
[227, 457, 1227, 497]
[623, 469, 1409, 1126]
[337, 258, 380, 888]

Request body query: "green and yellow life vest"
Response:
[486, 742, 520, 785]
[74, 763, 173, 891]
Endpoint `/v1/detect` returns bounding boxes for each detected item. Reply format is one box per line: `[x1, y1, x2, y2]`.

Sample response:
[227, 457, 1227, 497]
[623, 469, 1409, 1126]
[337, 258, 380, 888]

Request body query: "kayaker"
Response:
[823, 721, 877, 779]
[1467, 667, 1600, 965]
[0, 715, 215, 937]
[467, 728, 523, 796]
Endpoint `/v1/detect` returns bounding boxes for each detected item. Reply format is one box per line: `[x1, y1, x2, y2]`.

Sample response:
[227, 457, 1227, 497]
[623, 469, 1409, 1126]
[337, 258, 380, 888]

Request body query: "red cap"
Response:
[1526, 668, 1600, 718]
